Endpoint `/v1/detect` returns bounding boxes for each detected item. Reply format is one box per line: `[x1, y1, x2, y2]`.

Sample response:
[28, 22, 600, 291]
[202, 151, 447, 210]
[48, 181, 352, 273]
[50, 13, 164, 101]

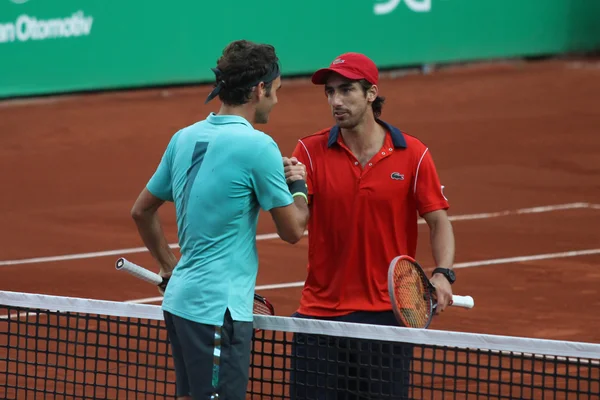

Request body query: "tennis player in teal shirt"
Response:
[148, 113, 295, 326]
[130, 40, 310, 400]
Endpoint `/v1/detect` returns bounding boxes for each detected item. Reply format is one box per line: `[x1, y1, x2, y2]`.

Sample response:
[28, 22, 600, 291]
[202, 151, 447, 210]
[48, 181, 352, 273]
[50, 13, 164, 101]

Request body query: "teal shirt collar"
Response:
[206, 112, 253, 128]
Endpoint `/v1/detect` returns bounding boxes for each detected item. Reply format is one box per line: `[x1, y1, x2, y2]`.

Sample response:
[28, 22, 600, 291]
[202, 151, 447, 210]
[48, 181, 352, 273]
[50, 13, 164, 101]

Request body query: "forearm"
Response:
[133, 212, 178, 274]
[429, 217, 455, 269]
[288, 179, 310, 236]
[292, 195, 310, 232]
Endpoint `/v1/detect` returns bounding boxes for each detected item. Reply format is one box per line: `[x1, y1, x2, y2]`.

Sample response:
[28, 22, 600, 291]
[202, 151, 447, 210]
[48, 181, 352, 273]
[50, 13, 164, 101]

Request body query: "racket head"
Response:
[388, 255, 435, 329]
[253, 293, 275, 316]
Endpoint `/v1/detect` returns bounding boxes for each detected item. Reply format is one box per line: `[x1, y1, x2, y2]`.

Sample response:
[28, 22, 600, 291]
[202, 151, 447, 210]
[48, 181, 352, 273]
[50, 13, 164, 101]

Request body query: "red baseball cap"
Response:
[311, 52, 379, 86]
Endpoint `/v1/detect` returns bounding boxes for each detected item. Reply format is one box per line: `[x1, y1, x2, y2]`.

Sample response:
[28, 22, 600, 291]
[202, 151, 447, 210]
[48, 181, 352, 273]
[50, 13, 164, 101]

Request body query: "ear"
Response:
[255, 81, 266, 101]
[367, 84, 379, 102]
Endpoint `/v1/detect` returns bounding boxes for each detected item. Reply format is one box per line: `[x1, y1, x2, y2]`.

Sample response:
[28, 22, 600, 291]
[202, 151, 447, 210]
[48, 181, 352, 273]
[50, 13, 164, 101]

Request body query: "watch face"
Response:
[434, 268, 455, 283]
[448, 269, 456, 282]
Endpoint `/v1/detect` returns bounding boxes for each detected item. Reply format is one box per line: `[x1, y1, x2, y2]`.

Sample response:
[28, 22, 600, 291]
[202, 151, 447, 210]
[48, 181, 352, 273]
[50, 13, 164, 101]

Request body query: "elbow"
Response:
[130, 205, 145, 222]
[281, 227, 305, 244]
[288, 231, 304, 244]
[130, 189, 163, 223]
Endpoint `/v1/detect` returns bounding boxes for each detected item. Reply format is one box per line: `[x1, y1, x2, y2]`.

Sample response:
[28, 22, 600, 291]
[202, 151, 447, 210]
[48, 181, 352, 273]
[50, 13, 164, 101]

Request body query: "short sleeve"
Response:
[292, 140, 313, 197]
[415, 148, 449, 217]
[252, 139, 294, 211]
[146, 133, 178, 202]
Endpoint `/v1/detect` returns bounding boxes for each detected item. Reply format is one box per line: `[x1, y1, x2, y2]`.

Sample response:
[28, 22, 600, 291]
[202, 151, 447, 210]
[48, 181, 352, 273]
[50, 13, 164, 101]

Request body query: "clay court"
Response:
[1, 57, 599, 348]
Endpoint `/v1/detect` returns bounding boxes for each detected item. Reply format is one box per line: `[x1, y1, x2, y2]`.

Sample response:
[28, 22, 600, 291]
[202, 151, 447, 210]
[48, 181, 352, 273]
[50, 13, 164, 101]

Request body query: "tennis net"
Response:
[1, 290, 599, 399]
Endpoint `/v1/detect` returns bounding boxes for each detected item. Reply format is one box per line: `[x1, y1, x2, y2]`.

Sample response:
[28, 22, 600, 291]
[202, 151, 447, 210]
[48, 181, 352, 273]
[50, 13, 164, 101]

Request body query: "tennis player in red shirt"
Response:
[286, 52, 456, 399]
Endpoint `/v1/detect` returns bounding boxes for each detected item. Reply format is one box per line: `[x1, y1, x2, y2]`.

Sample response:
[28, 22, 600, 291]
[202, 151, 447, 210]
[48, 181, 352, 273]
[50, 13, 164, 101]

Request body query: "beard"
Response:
[254, 107, 270, 124]
[333, 104, 369, 129]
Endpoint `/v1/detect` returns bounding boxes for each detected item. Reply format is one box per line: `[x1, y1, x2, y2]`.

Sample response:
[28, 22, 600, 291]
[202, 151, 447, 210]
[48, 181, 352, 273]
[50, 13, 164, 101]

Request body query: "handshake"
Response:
[283, 157, 308, 203]
[283, 157, 306, 184]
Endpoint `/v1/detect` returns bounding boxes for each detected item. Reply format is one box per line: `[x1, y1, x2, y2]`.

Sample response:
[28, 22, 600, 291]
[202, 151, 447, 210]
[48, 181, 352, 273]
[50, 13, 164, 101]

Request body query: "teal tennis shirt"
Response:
[146, 113, 293, 325]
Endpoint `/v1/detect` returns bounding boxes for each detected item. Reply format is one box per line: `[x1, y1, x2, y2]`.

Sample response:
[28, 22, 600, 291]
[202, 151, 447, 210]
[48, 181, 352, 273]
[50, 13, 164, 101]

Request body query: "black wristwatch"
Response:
[432, 268, 456, 285]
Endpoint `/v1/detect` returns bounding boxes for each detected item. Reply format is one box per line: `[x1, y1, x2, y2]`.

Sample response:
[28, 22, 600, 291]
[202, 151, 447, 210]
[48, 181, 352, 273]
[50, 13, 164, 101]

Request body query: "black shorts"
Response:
[163, 309, 253, 400]
[289, 311, 414, 400]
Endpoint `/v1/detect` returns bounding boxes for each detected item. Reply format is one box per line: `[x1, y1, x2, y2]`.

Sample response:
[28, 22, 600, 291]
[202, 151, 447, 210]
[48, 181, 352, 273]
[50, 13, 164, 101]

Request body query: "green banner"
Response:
[1, 0, 599, 98]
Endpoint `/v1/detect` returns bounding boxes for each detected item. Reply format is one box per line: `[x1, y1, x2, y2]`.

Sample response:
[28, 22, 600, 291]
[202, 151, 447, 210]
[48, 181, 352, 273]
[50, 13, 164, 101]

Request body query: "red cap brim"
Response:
[311, 67, 366, 85]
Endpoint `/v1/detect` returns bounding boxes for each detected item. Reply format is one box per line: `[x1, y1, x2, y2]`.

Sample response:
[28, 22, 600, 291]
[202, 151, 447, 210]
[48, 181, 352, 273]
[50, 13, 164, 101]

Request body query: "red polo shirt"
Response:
[292, 120, 450, 317]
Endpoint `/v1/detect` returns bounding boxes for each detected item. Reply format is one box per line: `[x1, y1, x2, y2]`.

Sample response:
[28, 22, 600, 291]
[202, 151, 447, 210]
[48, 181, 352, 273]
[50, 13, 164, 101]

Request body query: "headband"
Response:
[204, 62, 280, 104]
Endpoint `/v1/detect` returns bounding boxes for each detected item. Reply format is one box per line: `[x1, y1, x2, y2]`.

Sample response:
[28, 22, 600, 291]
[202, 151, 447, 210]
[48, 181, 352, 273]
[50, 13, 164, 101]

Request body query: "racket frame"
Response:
[388, 255, 436, 329]
[253, 293, 275, 316]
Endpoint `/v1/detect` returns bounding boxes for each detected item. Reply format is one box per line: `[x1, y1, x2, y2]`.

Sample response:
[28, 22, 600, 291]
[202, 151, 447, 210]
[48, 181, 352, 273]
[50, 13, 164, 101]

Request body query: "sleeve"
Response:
[251, 139, 294, 211]
[414, 148, 449, 217]
[291, 139, 314, 197]
[146, 134, 177, 202]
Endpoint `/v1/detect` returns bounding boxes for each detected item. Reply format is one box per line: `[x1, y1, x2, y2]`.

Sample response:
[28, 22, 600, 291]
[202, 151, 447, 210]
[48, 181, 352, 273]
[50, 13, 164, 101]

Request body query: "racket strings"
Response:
[392, 260, 433, 328]
[253, 299, 274, 316]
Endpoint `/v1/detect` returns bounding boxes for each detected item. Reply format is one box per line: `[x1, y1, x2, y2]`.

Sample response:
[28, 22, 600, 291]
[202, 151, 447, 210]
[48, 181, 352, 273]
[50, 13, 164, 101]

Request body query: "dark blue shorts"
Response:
[163, 309, 253, 400]
[289, 311, 414, 400]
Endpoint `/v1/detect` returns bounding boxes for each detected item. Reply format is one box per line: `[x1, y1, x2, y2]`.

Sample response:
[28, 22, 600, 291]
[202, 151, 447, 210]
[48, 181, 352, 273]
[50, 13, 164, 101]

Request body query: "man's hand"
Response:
[158, 268, 172, 296]
[283, 157, 306, 183]
[430, 273, 453, 314]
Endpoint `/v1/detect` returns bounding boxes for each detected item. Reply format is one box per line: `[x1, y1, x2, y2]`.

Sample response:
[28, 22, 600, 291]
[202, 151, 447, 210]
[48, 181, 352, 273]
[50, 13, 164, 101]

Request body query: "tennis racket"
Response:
[387, 255, 474, 329]
[115, 257, 275, 316]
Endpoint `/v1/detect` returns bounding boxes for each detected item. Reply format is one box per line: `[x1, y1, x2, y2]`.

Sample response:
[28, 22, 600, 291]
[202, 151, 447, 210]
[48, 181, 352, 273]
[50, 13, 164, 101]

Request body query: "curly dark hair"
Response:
[358, 79, 385, 118]
[211, 40, 280, 106]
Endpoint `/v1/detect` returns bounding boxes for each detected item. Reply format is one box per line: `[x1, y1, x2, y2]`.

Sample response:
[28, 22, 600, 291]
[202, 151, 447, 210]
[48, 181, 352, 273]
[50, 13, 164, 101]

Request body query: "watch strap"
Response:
[432, 267, 455, 284]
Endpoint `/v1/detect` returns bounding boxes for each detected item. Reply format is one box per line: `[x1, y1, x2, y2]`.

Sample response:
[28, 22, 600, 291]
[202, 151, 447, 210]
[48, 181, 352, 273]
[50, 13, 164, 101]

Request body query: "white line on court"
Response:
[452, 248, 600, 269]
[0, 233, 278, 267]
[441, 202, 592, 222]
[0, 202, 596, 267]
[126, 248, 600, 305]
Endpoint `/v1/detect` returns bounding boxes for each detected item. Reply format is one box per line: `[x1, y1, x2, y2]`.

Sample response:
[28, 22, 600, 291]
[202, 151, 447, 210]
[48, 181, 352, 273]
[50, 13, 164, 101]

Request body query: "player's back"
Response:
[169, 118, 266, 257]
[157, 113, 288, 325]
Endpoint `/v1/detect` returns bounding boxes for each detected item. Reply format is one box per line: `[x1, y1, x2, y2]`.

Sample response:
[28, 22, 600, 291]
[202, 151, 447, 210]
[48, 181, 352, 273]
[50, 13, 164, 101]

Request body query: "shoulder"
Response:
[157, 128, 186, 162]
[401, 132, 429, 153]
[251, 129, 282, 152]
[296, 128, 331, 150]
[298, 128, 331, 144]
[168, 120, 205, 148]
[237, 130, 285, 171]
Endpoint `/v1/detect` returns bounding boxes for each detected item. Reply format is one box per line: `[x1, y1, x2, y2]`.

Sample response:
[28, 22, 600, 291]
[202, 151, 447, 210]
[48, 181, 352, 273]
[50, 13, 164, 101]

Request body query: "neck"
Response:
[340, 115, 385, 153]
[217, 103, 256, 125]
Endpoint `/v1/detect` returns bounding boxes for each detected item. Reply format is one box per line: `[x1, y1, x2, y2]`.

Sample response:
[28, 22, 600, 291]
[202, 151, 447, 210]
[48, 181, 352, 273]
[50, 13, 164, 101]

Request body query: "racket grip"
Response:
[115, 257, 163, 286]
[451, 295, 475, 309]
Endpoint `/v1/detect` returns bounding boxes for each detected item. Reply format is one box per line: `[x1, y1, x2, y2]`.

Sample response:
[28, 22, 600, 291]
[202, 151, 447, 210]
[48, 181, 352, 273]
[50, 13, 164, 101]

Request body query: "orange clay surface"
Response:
[1, 58, 599, 345]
